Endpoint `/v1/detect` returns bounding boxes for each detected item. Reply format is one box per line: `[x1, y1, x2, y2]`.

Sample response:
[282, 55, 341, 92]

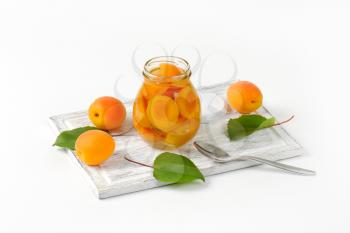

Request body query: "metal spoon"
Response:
[193, 141, 316, 176]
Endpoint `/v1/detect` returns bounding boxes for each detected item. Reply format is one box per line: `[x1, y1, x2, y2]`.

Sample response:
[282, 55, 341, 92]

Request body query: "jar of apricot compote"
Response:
[133, 56, 201, 149]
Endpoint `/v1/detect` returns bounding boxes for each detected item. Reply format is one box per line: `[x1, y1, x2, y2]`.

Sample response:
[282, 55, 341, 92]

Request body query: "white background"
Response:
[0, 0, 349, 233]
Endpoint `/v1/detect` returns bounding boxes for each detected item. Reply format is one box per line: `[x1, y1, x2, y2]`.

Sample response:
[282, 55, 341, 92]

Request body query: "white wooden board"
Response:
[49, 83, 304, 199]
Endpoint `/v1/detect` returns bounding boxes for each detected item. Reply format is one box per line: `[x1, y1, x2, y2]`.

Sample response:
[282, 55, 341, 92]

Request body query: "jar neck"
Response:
[143, 56, 191, 83]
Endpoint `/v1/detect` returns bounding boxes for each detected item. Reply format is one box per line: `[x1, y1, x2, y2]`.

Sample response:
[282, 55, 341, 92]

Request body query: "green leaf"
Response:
[53, 126, 97, 150]
[227, 118, 246, 140]
[153, 152, 205, 183]
[257, 117, 276, 130]
[227, 114, 275, 140]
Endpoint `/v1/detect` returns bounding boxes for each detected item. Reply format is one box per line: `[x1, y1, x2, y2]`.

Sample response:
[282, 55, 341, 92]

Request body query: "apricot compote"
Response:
[133, 57, 201, 149]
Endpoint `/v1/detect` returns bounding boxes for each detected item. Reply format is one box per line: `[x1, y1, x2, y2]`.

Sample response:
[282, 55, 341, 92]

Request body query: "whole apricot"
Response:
[227, 81, 263, 114]
[88, 96, 126, 130]
[75, 130, 115, 166]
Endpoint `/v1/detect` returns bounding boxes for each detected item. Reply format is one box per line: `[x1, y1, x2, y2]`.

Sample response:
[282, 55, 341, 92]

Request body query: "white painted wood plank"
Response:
[49, 83, 304, 199]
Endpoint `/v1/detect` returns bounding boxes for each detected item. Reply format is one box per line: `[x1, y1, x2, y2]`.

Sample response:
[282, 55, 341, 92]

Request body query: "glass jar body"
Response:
[133, 57, 201, 149]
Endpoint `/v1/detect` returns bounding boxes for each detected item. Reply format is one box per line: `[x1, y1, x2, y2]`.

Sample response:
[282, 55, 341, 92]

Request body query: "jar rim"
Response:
[143, 56, 191, 81]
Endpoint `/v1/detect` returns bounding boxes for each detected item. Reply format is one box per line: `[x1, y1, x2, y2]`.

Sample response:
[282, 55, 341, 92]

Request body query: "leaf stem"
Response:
[124, 156, 154, 169]
[272, 115, 295, 127]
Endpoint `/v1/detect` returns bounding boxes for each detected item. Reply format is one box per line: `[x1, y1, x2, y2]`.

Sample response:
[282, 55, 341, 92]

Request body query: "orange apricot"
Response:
[170, 77, 190, 88]
[179, 86, 197, 102]
[163, 86, 182, 99]
[226, 81, 263, 114]
[142, 82, 167, 100]
[146, 95, 179, 132]
[75, 130, 115, 166]
[165, 118, 200, 147]
[133, 96, 152, 128]
[88, 96, 126, 130]
[159, 63, 182, 77]
[133, 120, 165, 143]
[175, 86, 200, 119]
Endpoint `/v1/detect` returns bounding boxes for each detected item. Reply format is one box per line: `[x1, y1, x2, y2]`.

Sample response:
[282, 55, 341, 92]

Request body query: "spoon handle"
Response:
[240, 156, 316, 176]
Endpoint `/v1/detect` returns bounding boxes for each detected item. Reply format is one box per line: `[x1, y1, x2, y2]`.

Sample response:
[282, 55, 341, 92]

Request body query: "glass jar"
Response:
[133, 56, 201, 149]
